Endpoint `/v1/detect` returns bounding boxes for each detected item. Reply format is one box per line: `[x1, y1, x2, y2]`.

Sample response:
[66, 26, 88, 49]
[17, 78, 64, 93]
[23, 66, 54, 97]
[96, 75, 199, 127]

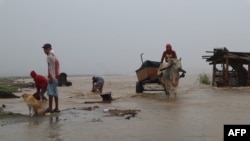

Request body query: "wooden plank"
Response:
[223, 54, 250, 61]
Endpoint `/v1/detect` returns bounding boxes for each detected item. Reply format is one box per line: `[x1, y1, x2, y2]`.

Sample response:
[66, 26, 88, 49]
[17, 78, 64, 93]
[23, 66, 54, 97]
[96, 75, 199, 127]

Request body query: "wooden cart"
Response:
[135, 60, 161, 93]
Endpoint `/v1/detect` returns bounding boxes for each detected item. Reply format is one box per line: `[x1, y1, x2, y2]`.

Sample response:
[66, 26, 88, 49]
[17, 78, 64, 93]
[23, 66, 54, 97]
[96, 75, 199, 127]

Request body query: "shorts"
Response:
[47, 78, 58, 97]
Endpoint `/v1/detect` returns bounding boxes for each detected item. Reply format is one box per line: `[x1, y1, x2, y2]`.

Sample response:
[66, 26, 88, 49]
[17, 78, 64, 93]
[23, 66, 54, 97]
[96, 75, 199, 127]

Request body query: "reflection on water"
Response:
[25, 114, 63, 141]
[47, 115, 63, 141]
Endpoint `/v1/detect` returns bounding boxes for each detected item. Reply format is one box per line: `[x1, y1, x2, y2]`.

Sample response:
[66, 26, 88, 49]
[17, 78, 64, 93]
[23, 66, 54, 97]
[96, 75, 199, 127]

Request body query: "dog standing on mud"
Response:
[21, 93, 45, 116]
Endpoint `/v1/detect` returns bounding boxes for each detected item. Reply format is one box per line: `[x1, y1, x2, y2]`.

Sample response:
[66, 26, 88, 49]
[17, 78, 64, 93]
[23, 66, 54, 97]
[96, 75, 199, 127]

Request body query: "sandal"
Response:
[52, 109, 60, 113]
[45, 108, 52, 113]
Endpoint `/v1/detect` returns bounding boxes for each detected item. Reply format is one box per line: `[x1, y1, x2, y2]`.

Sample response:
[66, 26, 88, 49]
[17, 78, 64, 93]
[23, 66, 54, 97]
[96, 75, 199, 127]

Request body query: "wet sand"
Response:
[1, 74, 250, 141]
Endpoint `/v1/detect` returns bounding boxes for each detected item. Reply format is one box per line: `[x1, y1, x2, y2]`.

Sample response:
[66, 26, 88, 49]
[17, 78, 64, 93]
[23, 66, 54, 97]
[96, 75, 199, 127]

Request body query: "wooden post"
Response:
[212, 63, 216, 86]
[225, 56, 229, 86]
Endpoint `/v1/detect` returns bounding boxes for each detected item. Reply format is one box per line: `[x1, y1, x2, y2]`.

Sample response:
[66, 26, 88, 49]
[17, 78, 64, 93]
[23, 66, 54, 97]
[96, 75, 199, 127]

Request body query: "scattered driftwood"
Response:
[84, 101, 111, 104]
[104, 109, 141, 117]
[77, 105, 100, 111]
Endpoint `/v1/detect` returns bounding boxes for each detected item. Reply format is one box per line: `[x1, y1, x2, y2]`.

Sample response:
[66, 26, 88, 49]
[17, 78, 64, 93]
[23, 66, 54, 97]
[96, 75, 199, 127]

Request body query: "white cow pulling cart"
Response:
[135, 53, 185, 95]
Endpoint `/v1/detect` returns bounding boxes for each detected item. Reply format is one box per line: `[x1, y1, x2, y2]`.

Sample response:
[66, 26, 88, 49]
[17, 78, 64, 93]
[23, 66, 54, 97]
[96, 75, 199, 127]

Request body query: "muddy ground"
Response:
[1, 75, 250, 141]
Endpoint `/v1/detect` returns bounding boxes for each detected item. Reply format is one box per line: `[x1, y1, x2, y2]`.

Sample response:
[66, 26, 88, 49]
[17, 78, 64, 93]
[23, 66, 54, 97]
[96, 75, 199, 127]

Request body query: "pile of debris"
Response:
[104, 108, 141, 119]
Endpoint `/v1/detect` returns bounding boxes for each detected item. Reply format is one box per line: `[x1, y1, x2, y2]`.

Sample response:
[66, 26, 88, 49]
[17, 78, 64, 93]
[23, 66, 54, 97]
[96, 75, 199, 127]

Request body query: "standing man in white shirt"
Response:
[42, 43, 60, 113]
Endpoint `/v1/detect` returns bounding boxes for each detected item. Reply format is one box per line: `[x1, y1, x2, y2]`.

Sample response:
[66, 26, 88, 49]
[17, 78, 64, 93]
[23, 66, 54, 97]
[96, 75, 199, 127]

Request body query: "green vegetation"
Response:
[198, 73, 211, 85]
[0, 86, 16, 93]
[0, 78, 28, 94]
[0, 79, 18, 93]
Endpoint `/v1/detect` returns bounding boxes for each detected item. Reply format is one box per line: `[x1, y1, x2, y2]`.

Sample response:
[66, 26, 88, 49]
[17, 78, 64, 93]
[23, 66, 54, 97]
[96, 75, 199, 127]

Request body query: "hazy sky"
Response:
[1, 0, 250, 77]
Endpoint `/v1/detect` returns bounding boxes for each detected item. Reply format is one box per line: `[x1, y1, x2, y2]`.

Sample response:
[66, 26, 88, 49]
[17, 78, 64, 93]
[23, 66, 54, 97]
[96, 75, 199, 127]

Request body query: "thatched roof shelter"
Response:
[202, 47, 250, 87]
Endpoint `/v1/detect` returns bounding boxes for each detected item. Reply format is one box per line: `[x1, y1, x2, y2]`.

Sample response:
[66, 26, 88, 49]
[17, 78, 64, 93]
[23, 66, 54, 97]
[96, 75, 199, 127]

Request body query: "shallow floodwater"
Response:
[1, 74, 250, 141]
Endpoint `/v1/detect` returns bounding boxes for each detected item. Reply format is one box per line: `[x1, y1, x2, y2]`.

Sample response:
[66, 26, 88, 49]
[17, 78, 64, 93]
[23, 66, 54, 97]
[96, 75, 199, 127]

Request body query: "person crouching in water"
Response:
[30, 70, 48, 101]
[91, 76, 104, 93]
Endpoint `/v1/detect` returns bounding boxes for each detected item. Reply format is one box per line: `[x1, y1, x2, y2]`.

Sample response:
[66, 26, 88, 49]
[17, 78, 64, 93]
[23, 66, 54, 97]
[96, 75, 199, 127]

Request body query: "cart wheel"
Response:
[136, 82, 144, 93]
